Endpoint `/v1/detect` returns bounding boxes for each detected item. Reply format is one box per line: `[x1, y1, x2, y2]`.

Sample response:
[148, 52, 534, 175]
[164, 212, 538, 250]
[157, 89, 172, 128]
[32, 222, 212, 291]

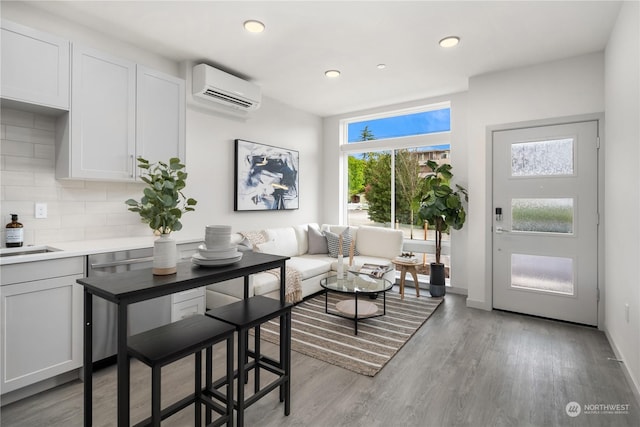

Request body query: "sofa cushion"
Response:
[264, 227, 299, 257]
[287, 256, 332, 279]
[251, 272, 280, 296]
[355, 225, 404, 259]
[307, 226, 328, 254]
[255, 240, 290, 257]
[293, 224, 309, 255]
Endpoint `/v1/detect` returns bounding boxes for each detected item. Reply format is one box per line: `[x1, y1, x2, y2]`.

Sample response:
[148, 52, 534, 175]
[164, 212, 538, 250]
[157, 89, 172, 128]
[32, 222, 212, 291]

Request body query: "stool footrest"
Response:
[132, 393, 196, 427]
[243, 376, 287, 409]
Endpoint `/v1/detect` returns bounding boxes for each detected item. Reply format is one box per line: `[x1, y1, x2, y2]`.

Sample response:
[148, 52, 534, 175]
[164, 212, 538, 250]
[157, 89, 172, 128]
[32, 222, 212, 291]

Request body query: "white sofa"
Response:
[205, 223, 404, 308]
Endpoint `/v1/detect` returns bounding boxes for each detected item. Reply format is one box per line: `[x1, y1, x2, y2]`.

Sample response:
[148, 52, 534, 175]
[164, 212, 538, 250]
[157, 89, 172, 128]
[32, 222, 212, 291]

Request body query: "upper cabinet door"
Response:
[0, 20, 70, 110]
[136, 66, 186, 176]
[70, 44, 136, 181]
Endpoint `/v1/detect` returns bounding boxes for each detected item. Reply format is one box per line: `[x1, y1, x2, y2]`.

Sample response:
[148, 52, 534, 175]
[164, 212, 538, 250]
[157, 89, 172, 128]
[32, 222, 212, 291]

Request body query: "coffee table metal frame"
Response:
[320, 273, 393, 335]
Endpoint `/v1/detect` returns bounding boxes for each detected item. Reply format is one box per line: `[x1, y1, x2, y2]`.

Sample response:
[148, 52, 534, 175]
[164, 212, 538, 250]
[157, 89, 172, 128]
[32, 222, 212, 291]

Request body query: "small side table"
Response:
[393, 259, 420, 299]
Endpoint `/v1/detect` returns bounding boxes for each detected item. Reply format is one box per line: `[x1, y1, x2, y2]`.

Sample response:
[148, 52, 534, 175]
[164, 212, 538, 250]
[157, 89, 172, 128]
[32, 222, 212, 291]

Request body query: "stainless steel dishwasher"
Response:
[88, 248, 171, 367]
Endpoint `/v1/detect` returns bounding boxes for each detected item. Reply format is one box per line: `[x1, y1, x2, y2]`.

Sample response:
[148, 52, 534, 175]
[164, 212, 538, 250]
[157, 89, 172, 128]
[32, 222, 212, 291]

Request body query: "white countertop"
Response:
[0, 234, 205, 265]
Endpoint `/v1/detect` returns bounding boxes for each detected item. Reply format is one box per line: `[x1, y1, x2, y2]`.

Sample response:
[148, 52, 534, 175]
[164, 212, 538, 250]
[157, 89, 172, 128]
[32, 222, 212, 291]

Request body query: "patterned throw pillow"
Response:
[325, 228, 359, 258]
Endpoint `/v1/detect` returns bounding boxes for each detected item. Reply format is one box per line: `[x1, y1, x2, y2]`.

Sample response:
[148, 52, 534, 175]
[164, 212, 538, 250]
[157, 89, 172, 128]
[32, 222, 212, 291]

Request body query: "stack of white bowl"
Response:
[191, 225, 243, 267]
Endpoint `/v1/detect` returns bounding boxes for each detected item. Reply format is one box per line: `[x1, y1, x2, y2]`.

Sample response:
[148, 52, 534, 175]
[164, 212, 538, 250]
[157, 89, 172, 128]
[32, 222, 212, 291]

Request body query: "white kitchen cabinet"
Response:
[0, 20, 70, 110]
[171, 288, 206, 321]
[172, 241, 205, 321]
[136, 66, 186, 168]
[62, 44, 137, 181]
[0, 257, 84, 395]
[56, 45, 185, 181]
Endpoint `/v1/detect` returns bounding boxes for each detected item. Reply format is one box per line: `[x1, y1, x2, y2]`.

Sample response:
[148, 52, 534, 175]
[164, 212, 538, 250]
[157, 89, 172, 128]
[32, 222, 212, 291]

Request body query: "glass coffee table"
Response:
[320, 273, 393, 335]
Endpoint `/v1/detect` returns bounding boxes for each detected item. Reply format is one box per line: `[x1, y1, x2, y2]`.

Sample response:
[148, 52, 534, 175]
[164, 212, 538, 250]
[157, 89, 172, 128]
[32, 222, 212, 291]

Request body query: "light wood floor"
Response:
[2, 293, 638, 426]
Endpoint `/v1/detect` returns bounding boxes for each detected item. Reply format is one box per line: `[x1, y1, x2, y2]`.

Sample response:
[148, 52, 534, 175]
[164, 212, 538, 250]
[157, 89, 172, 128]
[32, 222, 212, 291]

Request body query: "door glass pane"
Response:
[512, 198, 574, 233]
[511, 138, 574, 176]
[511, 254, 574, 295]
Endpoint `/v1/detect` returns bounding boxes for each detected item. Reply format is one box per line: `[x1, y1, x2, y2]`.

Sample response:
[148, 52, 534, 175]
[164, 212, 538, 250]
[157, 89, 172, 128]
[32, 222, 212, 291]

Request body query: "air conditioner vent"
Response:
[192, 64, 261, 111]
[202, 89, 255, 109]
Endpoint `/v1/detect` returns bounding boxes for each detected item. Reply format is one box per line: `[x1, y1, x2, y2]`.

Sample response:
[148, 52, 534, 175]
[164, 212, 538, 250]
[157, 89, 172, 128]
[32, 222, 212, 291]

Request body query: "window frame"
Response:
[339, 102, 452, 230]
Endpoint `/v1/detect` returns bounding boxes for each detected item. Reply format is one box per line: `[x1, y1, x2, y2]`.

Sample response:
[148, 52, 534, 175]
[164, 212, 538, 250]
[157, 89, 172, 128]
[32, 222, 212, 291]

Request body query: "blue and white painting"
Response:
[234, 139, 299, 211]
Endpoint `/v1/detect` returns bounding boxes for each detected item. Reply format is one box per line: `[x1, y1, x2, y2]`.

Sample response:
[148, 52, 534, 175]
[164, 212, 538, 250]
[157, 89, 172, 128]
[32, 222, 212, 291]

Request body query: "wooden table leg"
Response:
[399, 266, 407, 299]
[409, 266, 420, 297]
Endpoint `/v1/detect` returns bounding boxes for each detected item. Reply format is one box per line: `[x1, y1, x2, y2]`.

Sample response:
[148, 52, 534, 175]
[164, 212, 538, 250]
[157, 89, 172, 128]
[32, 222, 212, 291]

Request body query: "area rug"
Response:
[259, 292, 443, 376]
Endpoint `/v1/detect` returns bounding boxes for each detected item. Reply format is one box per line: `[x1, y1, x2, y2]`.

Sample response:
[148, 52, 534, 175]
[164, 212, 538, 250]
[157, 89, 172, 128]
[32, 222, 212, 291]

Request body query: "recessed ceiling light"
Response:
[439, 36, 460, 48]
[377, 64, 386, 69]
[244, 20, 265, 33]
[325, 70, 341, 78]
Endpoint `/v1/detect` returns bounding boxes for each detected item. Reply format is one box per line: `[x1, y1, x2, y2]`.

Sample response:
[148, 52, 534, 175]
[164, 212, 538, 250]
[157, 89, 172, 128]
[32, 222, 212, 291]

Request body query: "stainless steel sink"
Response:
[0, 246, 62, 257]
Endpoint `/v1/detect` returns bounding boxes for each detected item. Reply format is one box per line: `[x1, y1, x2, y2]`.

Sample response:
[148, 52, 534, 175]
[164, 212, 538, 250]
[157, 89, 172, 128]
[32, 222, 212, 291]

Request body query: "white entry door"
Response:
[492, 120, 599, 325]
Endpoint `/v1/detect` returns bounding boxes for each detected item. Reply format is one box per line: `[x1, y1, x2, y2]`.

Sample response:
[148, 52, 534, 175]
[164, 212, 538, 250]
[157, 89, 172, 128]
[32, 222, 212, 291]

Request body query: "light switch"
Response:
[35, 203, 47, 219]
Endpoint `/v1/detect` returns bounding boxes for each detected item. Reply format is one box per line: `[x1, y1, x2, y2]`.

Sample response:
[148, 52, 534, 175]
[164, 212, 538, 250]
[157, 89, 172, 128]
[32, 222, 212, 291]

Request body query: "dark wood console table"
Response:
[77, 251, 289, 426]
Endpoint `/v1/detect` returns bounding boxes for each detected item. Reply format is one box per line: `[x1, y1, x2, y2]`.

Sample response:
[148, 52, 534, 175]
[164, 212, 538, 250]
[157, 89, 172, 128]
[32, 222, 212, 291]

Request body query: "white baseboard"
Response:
[466, 298, 491, 311]
[0, 369, 79, 407]
[603, 329, 640, 407]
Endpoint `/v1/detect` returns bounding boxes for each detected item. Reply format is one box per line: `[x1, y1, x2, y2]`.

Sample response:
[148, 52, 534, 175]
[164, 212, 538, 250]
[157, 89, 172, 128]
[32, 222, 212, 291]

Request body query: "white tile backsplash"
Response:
[1, 109, 35, 128]
[1, 170, 36, 186]
[1, 107, 149, 246]
[1, 139, 35, 157]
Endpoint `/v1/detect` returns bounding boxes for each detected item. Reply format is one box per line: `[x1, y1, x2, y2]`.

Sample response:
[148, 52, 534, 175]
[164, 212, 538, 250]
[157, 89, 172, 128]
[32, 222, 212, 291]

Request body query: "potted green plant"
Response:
[418, 160, 467, 296]
[125, 157, 197, 275]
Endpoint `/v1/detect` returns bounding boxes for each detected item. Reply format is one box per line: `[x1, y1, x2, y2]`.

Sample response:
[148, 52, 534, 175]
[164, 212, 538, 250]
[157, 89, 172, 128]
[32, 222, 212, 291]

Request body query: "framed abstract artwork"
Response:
[234, 139, 299, 211]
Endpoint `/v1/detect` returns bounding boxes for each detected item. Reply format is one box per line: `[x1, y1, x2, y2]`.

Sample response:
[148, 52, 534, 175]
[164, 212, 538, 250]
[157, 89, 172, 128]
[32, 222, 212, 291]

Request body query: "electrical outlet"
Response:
[625, 303, 629, 323]
[35, 203, 47, 219]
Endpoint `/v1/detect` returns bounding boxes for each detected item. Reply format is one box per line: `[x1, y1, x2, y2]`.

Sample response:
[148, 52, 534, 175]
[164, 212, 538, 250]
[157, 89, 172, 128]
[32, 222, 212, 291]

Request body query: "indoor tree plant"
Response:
[418, 160, 467, 296]
[125, 157, 197, 275]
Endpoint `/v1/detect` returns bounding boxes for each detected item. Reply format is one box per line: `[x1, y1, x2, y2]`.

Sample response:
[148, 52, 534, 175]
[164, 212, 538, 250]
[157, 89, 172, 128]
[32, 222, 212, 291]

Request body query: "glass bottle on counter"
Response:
[5, 214, 24, 247]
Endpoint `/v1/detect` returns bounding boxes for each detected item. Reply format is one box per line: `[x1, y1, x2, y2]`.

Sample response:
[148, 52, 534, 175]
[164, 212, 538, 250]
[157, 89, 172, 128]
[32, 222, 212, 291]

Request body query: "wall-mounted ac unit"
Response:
[192, 63, 261, 111]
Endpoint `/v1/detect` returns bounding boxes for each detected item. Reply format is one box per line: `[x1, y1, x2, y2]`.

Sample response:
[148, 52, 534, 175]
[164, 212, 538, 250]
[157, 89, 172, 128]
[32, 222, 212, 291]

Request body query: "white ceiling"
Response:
[26, 1, 622, 117]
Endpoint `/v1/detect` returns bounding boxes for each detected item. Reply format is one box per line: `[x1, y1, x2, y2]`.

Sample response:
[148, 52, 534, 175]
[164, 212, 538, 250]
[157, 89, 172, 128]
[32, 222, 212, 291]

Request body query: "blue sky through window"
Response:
[347, 108, 450, 143]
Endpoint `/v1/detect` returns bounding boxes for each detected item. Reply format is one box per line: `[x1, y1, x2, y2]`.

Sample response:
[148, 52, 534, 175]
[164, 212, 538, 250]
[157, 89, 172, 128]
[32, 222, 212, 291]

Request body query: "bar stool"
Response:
[205, 295, 292, 427]
[127, 314, 235, 427]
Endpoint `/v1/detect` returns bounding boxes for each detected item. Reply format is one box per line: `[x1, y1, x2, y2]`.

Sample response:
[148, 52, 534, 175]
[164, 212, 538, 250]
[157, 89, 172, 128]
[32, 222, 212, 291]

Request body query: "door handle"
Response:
[495, 226, 512, 233]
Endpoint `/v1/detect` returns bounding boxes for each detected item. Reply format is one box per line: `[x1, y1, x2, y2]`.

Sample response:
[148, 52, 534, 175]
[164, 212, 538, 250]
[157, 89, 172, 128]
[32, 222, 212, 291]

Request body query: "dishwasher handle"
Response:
[90, 256, 154, 269]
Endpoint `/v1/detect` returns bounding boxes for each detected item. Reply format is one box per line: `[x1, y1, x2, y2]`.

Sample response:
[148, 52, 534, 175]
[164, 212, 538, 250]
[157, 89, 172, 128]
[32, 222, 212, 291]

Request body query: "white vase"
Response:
[153, 233, 177, 275]
[337, 254, 344, 279]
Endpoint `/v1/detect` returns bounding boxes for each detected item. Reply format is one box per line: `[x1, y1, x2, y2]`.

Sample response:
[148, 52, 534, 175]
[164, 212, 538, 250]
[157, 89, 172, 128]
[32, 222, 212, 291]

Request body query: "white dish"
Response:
[198, 244, 237, 253]
[197, 248, 239, 259]
[191, 252, 243, 267]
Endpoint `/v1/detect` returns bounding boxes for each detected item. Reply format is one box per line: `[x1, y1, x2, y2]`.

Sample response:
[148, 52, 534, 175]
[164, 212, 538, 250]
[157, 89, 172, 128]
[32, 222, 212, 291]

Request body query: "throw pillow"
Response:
[307, 226, 328, 254]
[325, 228, 359, 258]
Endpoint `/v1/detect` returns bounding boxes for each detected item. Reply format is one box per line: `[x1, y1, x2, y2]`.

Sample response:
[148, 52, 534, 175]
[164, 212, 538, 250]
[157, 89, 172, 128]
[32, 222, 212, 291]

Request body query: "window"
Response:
[342, 103, 453, 278]
[347, 108, 451, 143]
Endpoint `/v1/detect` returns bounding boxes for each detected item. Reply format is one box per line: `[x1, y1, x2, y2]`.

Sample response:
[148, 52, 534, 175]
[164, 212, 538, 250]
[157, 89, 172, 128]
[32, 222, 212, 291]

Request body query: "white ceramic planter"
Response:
[153, 233, 177, 275]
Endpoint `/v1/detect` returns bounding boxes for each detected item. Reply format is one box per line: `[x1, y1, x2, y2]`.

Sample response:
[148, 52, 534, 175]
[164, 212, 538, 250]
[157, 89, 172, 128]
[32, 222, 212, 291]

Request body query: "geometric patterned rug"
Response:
[258, 291, 443, 376]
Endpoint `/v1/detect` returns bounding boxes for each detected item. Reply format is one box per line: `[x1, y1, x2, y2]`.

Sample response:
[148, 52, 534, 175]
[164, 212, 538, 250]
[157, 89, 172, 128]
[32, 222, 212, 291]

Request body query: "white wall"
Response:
[465, 52, 605, 310]
[604, 0, 640, 395]
[0, 4, 324, 245]
[183, 96, 323, 237]
[322, 92, 469, 289]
